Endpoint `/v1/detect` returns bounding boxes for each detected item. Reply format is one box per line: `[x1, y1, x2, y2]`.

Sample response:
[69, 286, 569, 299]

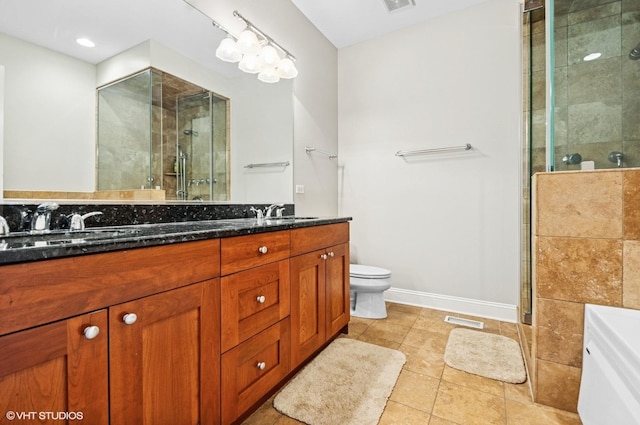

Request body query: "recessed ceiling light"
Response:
[583, 52, 601, 61]
[76, 38, 95, 48]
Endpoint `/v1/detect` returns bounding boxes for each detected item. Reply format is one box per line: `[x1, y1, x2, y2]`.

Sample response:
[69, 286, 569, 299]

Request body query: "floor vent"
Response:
[444, 315, 484, 329]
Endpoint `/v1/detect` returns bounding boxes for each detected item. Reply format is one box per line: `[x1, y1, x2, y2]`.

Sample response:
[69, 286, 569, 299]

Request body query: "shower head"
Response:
[630, 42, 640, 60]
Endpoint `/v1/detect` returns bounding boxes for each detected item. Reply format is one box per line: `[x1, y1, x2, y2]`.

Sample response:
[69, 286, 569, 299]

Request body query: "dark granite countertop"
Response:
[0, 216, 351, 265]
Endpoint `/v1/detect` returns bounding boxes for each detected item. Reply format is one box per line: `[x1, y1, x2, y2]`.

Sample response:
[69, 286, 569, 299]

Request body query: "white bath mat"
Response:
[444, 328, 527, 384]
[273, 338, 406, 425]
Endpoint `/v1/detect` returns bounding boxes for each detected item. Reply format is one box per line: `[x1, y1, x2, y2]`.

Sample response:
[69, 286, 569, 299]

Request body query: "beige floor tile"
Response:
[364, 320, 413, 344]
[387, 302, 425, 315]
[432, 380, 506, 425]
[504, 381, 533, 403]
[429, 416, 462, 425]
[506, 399, 582, 425]
[403, 328, 450, 353]
[441, 365, 504, 397]
[413, 313, 458, 335]
[241, 398, 283, 425]
[378, 400, 431, 425]
[389, 369, 440, 413]
[384, 307, 420, 327]
[356, 332, 402, 349]
[347, 319, 370, 337]
[399, 344, 446, 379]
[243, 305, 580, 425]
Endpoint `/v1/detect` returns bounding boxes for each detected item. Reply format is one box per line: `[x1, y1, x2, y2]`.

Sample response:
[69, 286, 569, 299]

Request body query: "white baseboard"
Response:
[384, 287, 518, 323]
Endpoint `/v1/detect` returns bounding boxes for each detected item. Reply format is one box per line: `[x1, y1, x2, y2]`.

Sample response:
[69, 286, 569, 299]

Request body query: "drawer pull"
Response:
[321, 254, 328, 260]
[256, 295, 266, 304]
[258, 246, 268, 254]
[122, 313, 138, 325]
[328, 251, 335, 257]
[257, 361, 266, 370]
[83, 325, 100, 340]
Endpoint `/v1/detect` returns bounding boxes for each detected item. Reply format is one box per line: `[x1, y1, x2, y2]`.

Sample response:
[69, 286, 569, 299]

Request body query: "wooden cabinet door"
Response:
[325, 243, 350, 338]
[0, 310, 109, 425]
[290, 249, 326, 368]
[109, 279, 220, 425]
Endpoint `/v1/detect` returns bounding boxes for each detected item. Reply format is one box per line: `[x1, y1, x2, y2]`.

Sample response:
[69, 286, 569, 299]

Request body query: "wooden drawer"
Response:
[290, 222, 349, 256]
[0, 239, 220, 337]
[221, 230, 290, 275]
[221, 260, 290, 352]
[221, 318, 291, 425]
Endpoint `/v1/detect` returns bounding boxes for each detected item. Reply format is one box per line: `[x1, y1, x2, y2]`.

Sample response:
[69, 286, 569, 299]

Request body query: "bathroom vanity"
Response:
[0, 217, 350, 425]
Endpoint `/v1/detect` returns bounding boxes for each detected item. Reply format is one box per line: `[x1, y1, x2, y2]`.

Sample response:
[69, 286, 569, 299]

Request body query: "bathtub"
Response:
[578, 304, 640, 425]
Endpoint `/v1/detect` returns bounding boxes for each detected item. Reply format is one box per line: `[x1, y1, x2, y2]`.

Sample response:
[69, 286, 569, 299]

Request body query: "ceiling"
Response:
[291, 0, 490, 48]
[0, 0, 490, 67]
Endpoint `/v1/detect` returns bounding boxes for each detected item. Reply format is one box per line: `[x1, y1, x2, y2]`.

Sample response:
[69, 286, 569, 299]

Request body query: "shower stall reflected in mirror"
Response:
[97, 68, 229, 201]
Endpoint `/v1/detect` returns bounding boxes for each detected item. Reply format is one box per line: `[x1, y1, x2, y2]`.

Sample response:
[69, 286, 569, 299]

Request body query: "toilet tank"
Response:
[578, 304, 640, 425]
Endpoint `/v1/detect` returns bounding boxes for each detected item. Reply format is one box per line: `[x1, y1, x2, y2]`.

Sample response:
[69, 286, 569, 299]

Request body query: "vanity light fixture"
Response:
[213, 10, 298, 83]
[76, 37, 95, 48]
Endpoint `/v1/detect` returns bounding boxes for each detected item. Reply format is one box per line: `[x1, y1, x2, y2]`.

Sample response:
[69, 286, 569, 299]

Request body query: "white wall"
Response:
[0, 33, 96, 192]
[189, 0, 339, 216]
[338, 0, 522, 321]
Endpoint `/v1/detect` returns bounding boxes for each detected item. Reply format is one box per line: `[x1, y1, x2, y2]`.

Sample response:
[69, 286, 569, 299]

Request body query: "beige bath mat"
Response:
[273, 338, 406, 425]
[444, 328, 526, 383]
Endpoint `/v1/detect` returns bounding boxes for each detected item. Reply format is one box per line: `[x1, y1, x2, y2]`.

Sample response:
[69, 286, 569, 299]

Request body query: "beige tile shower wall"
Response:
[532, 169, 640, 412]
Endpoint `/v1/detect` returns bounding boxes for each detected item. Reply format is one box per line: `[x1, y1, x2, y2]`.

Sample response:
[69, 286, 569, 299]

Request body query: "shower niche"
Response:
[97, 68, 229, 201]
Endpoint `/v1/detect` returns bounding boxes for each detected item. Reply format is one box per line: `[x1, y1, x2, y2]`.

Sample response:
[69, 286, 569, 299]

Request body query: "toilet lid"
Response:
[350, 264, 391, 279]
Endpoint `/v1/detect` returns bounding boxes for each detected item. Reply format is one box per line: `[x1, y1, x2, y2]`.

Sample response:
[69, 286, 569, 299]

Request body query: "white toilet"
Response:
[349, 264, 392, 319]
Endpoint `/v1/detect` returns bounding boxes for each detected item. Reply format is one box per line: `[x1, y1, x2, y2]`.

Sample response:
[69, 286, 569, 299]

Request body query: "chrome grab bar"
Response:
[244, 161, 290, 168]
[395, 143, 472, 157]
[305, 147, 338, 159]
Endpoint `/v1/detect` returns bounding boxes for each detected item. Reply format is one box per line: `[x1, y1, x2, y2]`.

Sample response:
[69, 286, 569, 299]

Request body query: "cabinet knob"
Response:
[256, 295, 266, 304]
[83, 325, 100, 340]
[122, 313, 138, 325]
[321, 254, 328, 260]
[258, 246, 268, 254]
[328, 251, 335, 257]
[257, 361, 266, 370]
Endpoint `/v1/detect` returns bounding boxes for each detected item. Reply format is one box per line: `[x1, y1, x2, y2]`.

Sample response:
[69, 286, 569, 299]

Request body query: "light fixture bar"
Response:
[232, 10, 296, 61]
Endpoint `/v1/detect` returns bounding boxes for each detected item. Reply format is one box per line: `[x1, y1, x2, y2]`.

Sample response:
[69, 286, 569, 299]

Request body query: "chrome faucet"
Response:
[250, 206, 264, 220]
[0, 216, 9, 236]
[31, 202, 59, 233]
[265, 204, 285, 218]
[69, 211, 103, 231]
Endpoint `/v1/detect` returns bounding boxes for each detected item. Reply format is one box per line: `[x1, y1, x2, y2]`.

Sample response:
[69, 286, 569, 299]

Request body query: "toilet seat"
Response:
[350, 264, 391, 279]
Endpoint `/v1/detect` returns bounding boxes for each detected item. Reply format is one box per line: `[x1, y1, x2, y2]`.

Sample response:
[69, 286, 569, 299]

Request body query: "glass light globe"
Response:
[236, 29, 260, 55]
[215, 38, 241, 63]
[258, 45, 280, 68]
[238, 54, 261, 74]
[258, 67, 280, 83]
[276, 57, 298, 79]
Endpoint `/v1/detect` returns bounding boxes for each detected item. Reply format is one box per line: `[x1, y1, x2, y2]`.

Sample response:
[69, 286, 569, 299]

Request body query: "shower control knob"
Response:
[122, 313, 138, 325]
[256, 295, 266, 304]
[83, 325, 100, 340]
[258, 246, 268, 254]
[257, 361, 266, 370]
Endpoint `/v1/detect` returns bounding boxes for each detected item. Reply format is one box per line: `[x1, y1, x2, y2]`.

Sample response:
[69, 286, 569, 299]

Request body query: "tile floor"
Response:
[242, 302, 583, 425]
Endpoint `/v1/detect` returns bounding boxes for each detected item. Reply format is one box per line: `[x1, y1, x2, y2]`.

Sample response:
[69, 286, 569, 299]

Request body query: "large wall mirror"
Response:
[0, 0, 294, 204]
